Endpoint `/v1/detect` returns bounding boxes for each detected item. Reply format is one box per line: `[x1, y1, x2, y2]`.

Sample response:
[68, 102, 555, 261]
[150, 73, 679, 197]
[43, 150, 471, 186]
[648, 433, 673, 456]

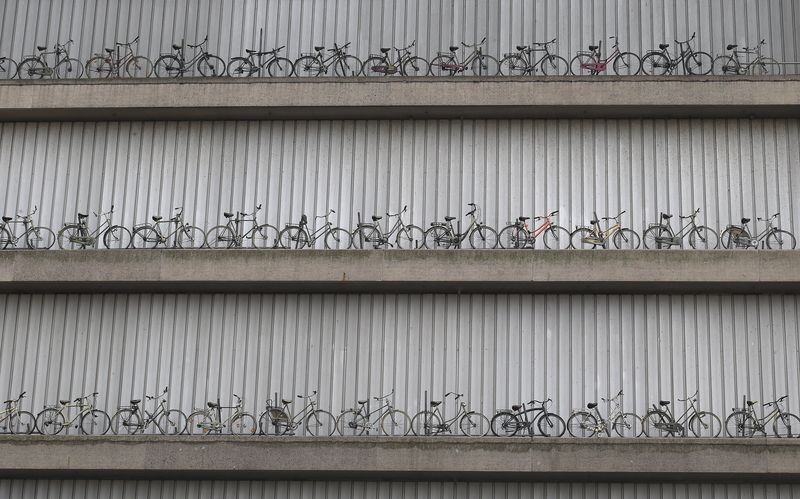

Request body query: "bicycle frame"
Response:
[277, 395, 318, 430]
[650, 392, 701, 434]
[73, 211, 113, 243]
[728, 214, 781, 248]
[98, 38, 140, 72]
[369, 44, 416, 73]
[439, 40, 486, 71]
[146, 208, 192, 245]
[517, 41, 559, 69]
[226, 205, 263, 244]
[52, 395, 95, 427]
[578, 39, 623, 72]
[202, 395, 247, 430]
[429, 394, 469, 430]
[586, 211, 623, 243]
[722, 40, 771, 74]
[298, 211, 335, 244]
[356, 205, 410, 246]
[587, 392, 625, 435]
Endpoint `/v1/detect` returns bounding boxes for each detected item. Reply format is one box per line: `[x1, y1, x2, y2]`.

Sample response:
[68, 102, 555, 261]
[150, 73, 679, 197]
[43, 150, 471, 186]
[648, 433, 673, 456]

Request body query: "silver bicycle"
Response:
[713, 40, 780, 75]
[278, 209, 352, 249]
[567, 390, 643, 437]
[0, 206, 55, 249]
[352, 205, 425, 249]
[205, 204, 279, 249]
[424, 203, 498, 249]
[430, 37, 499, 76]
[336, 389, 411, 436]
[721, 213, 796, 249]
[132, 207, 205, 249]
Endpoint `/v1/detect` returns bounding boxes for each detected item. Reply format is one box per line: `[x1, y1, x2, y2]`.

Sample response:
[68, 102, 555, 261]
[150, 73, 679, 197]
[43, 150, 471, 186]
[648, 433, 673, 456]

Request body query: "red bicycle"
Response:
[498, 210, 570, 249]
[570, 36, 641, 76]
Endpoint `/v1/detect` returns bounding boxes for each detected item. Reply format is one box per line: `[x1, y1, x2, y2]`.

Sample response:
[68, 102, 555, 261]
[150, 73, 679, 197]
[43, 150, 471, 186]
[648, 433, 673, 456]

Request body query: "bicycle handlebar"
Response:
[118, 35, 140, 46]
[187, 35, 209, 48]
[677, 389, 699, 402]
[16, 205, 37, 219]
[461, 37, 487, 48]
[676, 32, 696, 44]
[73, 392, 99, 403]
[298, 390, 318, 399]
[601, 210, 625, 221]
[373, 388, 395, 401]
[314, 209, 335, 219]
[765, 395, 788, 407]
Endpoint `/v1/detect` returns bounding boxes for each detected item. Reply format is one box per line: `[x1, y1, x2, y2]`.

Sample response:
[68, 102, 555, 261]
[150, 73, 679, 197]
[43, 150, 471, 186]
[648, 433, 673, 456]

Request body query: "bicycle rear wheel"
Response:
[17, 58, 46, 79]
[725, 410, 757, 437]
[336, 410, 367, 436]
[132, 226, 160, 249]
[110, 408, 142, 434]
[158, 409, 188, 435]
[689, 411, 721, 437]
[410, 410, 443, 436]
[205, 225, 237, 248]
[469, 225, 498, 249]
[81, 409, 111, 435]
[721, 227, 749, 249]
[643, 226, 673, 249]
[499, 225, 528, 249]
[499, 54, 528, 76]
[35, 408, 65, 435]
[380, 409, 411, 436]
[642, 410, 673, 437]
[613, 412, 644, 437]
[154, 55, 183, 77]
[294, 56, 323, 77]
[641, 52, 670, 75]
[186, 410, 212, 435]
[430, 54, 459, 76]
[259, 407, 291, 435]
[570, 54, 599, 75]
[227, 57, 255, 77]
[125, 56, 154, 78]
[251, 224, 279, 248]
[567, 411, 597, 437]
[459, 411, 490, 436]
[490, 411, 520, 436]
[279, 226, 309, 249]
[103, 225, 132, 249]
[177, 226, 205, 248]
[0, 226, 11, 248]
[86, 56, 113, 78]
[305, 410, 336, 436]
[713, 55, 739, 75]
[57, 225, 87, 249]
[25, 226, 55, 249]
[542, 225, 571, 249]
[570, 227, 598, 249]
[353, 225, 383, 249]
[362, 56, 391, 77]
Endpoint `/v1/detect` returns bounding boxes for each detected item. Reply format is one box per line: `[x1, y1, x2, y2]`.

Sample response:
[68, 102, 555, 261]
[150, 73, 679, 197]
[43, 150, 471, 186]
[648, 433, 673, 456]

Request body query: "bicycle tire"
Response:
[411, 410, 443, 436]
[0, 57, 18, 79]
[424, 225, 452, 249]
[81, 409, 111, 435]
[110, 408, 142, 434]
[499, 225, 528, 249]
[25, 226, 55, 249]
[294, 55, 323, 77]
[720, 226, 749, 249]
[125, 56, 153, 78]
[471, 54, 500, 76]
[567, 411, 597, 437]
[395, 224, 425, 249]
[154, 55, 183, 77]
[570, 53, 599, 76]
[197, 54, 226, 77]
[613, 412, 644, 437]
[713, 55, 739, 76]
[459, 411, 490, 437]
[17, 58, 47, 79]
[35, 408, 65, 435]
[773, 412, 800, 437]
[498, 54, 528, 76]
[468, 225, 498, 249]
[186, 409, 211, 435]
[537, 412, 566, 437]
[55, 58, 84, 79]
[333, 55, 362, 77]
[751, 57, 781, 76]
[767, 229, 797, 249]
[725, 410, 758, 437]
[689, 411, 722, 437]
[539, 55, 569, 76]
[380, 409, 411, 436]
[227, 56, 255, 77]
[642, 225, 673, 249]
[642, 410, 674, 437]
[177, 226, 205, 248]
[305, 409, 336, 436]
[353, 225, 383, 249]
[102, 225, 132, 249]
[402, 56, 430, 76]
[278, 226, 309, 249]
[336, 409, 367, 436]
[612, 52, 642, 75]
[266, 56, 294, 77]
[230, 412, 257, 435]
[429, 54, 459, 76]
[57, 224, 87, 249]
[85, 55, 112, 78]
[362, 56, 391, 77]
[9, 410, 36, 434]
[158, 409, 188, 435]
[613, 228, 641, 249]
[259, 407, 291, 435]
[0, 226, 11, 248]
[685, 51, 713, 75]
[688, 226, 719, 250]
[542, 225, 571, 249]
[641, 52, 670, 75]
[132, 225, 159, 249]
[490, 411, 519, 437]
[251, 224, 279, 248]
[324, 227, 352, 249]
[205, 225, 237, 248]
[570, 227, 598, 249]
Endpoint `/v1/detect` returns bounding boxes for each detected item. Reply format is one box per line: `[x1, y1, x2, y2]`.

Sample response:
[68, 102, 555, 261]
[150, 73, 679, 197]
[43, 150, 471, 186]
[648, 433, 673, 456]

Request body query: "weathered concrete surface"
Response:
[0, 249, 799, 293]
[1, 76, 800, 121]
[0, 436, 797, 481]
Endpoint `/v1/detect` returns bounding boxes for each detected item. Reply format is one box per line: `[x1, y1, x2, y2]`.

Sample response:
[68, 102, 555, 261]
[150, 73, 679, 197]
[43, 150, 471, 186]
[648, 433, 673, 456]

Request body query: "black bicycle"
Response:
[294, 42, 362, 77]
[227, 45, 294, 77]
[154, 36, 226, 77]
[490, 398, 566, 437]
[641, 32, 712, 75]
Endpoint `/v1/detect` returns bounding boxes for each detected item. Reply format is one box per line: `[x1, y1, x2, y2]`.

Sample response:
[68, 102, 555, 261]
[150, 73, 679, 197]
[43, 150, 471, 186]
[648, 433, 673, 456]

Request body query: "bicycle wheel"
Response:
[613, 412, 644, 437]
[490, 411, 519, 437]
[55, 58, 83, 79]
[36, 408, 65, 435]
[773, 413, 800, 437]
[157, 409, 187, 435]
[336, 409, 367, 436]
[279, 226, 309, 249]
[725, 410, 758, 437]
[9, 411, 36, 434]
[325, 227, 352, 249]
[102, 225, 132, 249]
[25, 226, 55, 249]
[251, 224, 279, 248]
[266, 57, 294, 77]
[459, 411, 490, 437]
[410, 410, 443, 436]
[17, 58, 46, 79]
[125, 56, 154, 78]
[353, 225, 383, 249]
[424, 226, 452, 249]
[542, 225, 572, 249]
[539, 55, 569, 76]
[186, 410, 213, 435]
[571, 227, 598, 249]
[154, 55, 183, 77]
[110, 408, 142, 434]
[380, 409, 411, 436]
[767, 230, 797, 249]
[613, 228, 641, 249]
[685, 51, 713, 75]
[259, 407, 291, 435]
[305, 410, 336, 436]
[430, 54, 459, 76]
[570, 54, 599, 76]
[689, 411, 722, 437]
[751, 57, 781, 76]
[720, 227, 749, 249]
[688, 226, 719, 250]
[294, 55, 323, 77]
[85, 56, 113, 78]
[499, 225, 528, 249]
[177, 226, 205, 248]
[81, 409, 111, 435]
[333, 55, 362, 77]
[230, 413, 257, 435]
[469, 225, 498, 249]
[713, 55, 739, 76]
[642, 410, 673, 437]
[197, 54, 226, 77]
[613, 52, 642, 75]
[132, 226, 159, 249]
[402, 56, 430, 76]
[498, 54, 528, 76]
[642, 226, 673, 249]
[0, 226, 11, 248]
[0, 57, 18, 79]
[227, 57, 255, 77]
[395, 225, 425, 249]
[537, 412, 566, 437]
[205, 225, 237, 248]
[567, 411, 597, 437]
[57, 224, 87, 249]
[641, 52, 670, 75]
[362, 56, 390, 77]
[471, 54, 500, 76]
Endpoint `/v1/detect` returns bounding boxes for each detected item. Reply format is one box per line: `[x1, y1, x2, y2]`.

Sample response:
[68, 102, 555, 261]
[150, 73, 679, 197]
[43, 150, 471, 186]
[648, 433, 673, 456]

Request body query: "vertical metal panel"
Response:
[1, 293, 798, 432]
[1, 119, 798, 244]
[0, 0, 798, 75]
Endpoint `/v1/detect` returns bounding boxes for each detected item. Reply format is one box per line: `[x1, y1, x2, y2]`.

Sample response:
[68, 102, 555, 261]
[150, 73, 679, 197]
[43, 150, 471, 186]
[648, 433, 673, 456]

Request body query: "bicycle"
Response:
[713, 40, 781, 76]
[497, 210, 570, 249]
[56, 205, 132, 249]
[0, 392, 35, 434]
[109, 386, 187, 435]
[259, 391, 335, 436]
[35, 392, 110, 435]
[570, 211, 641, 249]
[642, 389, 721, 437]
[336, 389, 411, 436]
[205, 204, 279, 249]
[227, 45, 294, 77]
[186, 394, 257, 435]
[720, 213, 796, 249]
[566, 390, 642, 437]
[570, 36, 641, 76]
[294, 42, 362, 77]
[278, 209, 352, 249]
[351, 205, 425, 249]
[17, 39, 83, 79]
[499, 39, 568, 76]
[131, 207, 205, 249]
[361, 41, 430, 77]
[0, 206, 55, 249]
[410, 392, 490, 437]
[642, 208, 719, 249]
[641, 32, 712, 75]
[725, 395, 800, 438]
[154, 36, 226, 77]
[490, 398, 566, 437]
[85, 35, 153, 78]
[0, 55, 17, 79]
[424, 203, 498, 249]
[430, 37, 499, 76]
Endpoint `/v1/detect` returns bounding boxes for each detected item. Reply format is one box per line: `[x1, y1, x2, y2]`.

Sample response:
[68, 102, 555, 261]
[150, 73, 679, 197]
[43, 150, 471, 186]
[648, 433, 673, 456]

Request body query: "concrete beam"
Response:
[0, 249, 799, 294]
[1, 76, 799, 121]
[0, 436, 798, 481]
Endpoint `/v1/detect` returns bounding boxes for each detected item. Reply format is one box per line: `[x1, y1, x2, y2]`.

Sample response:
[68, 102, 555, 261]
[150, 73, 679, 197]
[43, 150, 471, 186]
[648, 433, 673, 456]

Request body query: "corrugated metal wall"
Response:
[0, 0, 798, 74]
[1, 293, 798, 431]
[2, 479, 799, 499]
[2, 118, 799, 243]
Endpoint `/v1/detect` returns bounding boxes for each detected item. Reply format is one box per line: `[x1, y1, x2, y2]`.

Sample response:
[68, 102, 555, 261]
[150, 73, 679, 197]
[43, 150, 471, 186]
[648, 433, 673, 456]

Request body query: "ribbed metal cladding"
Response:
[1, 293, 798, 429]
[2, 480, 799, 498]
[0, 0, 798, 74]
[1, 119, 799, 242]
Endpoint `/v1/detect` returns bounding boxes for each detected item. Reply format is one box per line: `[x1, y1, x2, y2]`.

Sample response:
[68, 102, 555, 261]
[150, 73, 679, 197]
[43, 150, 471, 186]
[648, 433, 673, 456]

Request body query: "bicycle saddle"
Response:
[588, 45, 599, 50]
[516, 45, 528, 51]
[172, 44, 182, 50]
[246, 48, 258, 54]
[747, 400, 756, 406]
[445, 216, 456, 221]
[590, 219, 598, 224]
[741, 218, 751, 224]
[430, 400, 441, 407]
[659, 400, 670, 406]
[37, 45, 47, 51]
[224, 212, 234, 218]
[511, 404, 522, 411]
[661, 213, 673, 219]
[449, 46, 459, 52]
[103, 47, 114, 53]
[281, 398, 293, 405]
[518, 216, 530, 221]
[152, 216, 162, 222]
[207, 401, 219, 408]
[1, 216, 11, 222]
[130, 399, 141, 405]
[59, 399, 70, 405]
[380, 47, 390, 53]
[727, 44, 738, 50]
[659, 43, 670, 49]
[587, 402, 598, 409]
[314, 45, 325, 51]
[78, 213, 88, 218]
[371, 215, 382, 221]
[357, 399, 368, 404]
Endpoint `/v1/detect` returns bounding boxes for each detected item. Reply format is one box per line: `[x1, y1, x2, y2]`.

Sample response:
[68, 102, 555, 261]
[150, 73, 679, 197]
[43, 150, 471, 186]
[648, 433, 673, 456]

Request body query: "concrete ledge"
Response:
[1, 76, 800, 121]
[0, 249, 799, 294]
[0, 436, 798, 481]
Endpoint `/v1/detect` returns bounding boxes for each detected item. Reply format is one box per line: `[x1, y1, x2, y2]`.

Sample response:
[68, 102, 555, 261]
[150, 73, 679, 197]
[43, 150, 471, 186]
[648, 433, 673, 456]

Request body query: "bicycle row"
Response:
[1, 388, 797, 438]
[0, 33, 784, 80]
[1, 204, 795, 250]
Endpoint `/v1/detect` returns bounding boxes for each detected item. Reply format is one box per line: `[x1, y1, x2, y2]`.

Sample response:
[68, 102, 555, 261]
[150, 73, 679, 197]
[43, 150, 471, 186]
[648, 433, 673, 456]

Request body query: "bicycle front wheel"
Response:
[725, 410, 758, 437]
[336, 410, 367, 436]
[490, 411, 520, 437]
[0, 57, 18, 79]
[537, 412, 566, 437]
[57, 224, 87, 249]
[81, 409, 111, 435]
[570, 54, 599, 76]
[641, 52, 670, 75]
[751, 57, 781, 76]
[55, 58, 83, 79]
[85, 56, 113, 78]
[230, 413, 257, 436]
[9, 410, 36, 434]
[767, 230, 797, 249]
[266, 57, 294, 77]
[539, 55, 569, 76]
[325, 227, 352, 249]
[110, 408, 143, 434]
[158, 409, 188, 435]
[259, 408, 291, 435]
[380, 409, 411, 436]
[395, 224, 425, 249]
[279, 226, 309, 249]
[642, 410, 673, 437]
[353, 225, 383, 249]
[567, 411, 597, 437]
[499, 225, 528, 249]
[689, 411, 722, 437]
[252, 224, 279, 248]
[305, 410, 336, 436]
[177, 226, 205, 248]
[402, 56, 430, 76]
[469, 225, 498, 249]
[294, 56, 323, 77]
[685, 51, 713, 75]
[132, 226, 160, 249]
[125, 56, 154, 78]
[613, 228, 641, 249]
[613, 412, 644, 437]
[154, 55, 183, 77]
[688, 226, 719, 249]
[36, 408, 65, 435]
[471, 54, 500, 76]
[25, 226, 55, 249]
[333, 55, 362, 77]
[613, 52, 642, 75]
[542, 225, 571, 249]
[197, 54, 226, 77]
[773, 413, 800, 437]
[103, 225, 132, 249]
[205, 225, 237, 248]
[459, 411, 490, 437]
[411, 410, 443, 436]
